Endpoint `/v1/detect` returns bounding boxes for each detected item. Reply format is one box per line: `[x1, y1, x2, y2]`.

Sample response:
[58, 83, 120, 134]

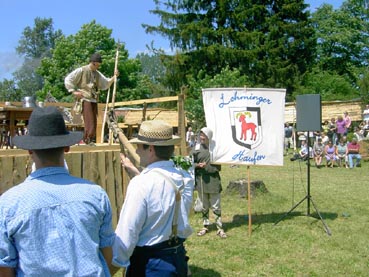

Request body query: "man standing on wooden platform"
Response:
[65, 53, 119, 145]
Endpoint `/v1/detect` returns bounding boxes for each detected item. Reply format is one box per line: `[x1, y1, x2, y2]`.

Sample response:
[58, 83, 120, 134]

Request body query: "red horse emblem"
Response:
[237, 112, 257, 141]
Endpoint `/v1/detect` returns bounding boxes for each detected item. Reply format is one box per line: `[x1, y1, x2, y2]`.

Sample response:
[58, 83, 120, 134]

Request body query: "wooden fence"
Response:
[0, 145, 126, 227]
[284, 100, 363, 123]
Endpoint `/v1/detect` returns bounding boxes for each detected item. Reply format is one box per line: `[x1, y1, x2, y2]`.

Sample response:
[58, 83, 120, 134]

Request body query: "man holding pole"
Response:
[65, 52, 119, 145]
[113, 120, 194, 276]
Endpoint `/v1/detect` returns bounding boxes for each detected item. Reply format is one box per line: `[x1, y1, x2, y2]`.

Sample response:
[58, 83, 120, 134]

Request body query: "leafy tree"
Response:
[358, 69, 369, 107]
[297, 0, 369, 102]
[136, 52, 166, 83]
[0, 79, 19, 101]
[16, 17, 63, 59]
[124, 73, 168, 102]
[13, 17, 63, 99]
[13, 58, 44, 100]
[296, 70, 358, 101]
[151, 51, 190, 95]
[311, 2, 369, 85]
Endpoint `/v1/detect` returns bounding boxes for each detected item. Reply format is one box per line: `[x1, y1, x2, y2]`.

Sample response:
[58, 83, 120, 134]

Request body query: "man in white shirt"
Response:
[113, 120, 194, 276]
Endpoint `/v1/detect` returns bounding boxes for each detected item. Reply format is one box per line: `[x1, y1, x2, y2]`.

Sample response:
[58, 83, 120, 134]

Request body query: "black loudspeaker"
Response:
[296, 94, 322, 132]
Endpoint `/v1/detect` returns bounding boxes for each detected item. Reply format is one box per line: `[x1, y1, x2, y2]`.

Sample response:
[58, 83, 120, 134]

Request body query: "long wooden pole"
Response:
[101, 44, 120, 143]
[100, 88, 111, 143]
[107, 43, 121, 144]
[111, 42, 120, 109]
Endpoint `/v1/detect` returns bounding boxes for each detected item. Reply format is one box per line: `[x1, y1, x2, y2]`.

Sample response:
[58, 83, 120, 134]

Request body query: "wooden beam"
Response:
[109, 96, 179, 107]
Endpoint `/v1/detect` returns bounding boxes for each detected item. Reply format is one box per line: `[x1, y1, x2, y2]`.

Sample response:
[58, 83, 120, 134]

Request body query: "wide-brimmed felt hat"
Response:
[129, 120, 180, 146]
[13, 106, 83, 150]
[90, 53, 102, 63]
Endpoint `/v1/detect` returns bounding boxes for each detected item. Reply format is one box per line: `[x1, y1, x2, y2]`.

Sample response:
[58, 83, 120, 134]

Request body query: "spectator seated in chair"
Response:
[313, 137, 325, 168]
[335, 137, 348, 168]
[346, 137, 361, 169]
[290, 140, 313, 161]
[324, 140, 337, 168]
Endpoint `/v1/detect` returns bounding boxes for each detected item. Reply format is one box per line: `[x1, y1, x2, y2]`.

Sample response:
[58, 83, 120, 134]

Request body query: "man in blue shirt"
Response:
[0, 106, 116, 276]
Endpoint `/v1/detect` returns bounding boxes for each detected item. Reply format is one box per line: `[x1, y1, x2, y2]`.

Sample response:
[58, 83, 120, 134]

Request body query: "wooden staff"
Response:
[111, 42, 120, 109]
[101, 43, 120, 143]
[100, 87, 111, 143]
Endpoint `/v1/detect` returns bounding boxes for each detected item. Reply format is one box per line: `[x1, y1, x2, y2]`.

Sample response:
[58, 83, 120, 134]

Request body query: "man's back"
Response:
[0, 167, 115, 276]
[114, 160, 193, 267]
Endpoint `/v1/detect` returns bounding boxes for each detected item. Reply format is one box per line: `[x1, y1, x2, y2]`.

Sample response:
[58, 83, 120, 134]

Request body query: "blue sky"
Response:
[0, 0, 343, 81]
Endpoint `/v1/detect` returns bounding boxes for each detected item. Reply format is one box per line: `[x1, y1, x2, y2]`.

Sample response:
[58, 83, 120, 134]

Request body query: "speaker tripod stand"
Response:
[274, 134, 331, 236]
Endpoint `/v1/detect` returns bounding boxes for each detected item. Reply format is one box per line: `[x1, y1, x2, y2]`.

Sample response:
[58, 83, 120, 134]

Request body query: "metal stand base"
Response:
[274, 194, 331, 236]
[275, 131, 331, 236]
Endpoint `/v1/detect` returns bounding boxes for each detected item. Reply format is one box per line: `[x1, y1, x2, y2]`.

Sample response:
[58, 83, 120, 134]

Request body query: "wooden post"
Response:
[96, 103, 105, 144]
[247, 165, 252, 237]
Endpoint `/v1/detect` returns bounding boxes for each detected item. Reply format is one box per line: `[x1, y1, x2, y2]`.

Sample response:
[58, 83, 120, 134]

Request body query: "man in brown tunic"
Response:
[65, 53, 118, 145]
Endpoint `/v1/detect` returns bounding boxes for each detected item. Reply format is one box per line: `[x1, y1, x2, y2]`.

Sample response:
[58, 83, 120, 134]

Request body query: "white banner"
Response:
[202, 88, 286, 166]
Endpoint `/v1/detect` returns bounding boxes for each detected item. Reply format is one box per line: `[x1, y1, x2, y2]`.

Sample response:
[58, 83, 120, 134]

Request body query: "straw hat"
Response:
[129, 120, 180, 146]
[12, 106, 83, 150]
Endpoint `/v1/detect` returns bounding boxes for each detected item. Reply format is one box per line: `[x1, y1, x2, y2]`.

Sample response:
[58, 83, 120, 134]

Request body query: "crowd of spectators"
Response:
[285, 110, 366, 169]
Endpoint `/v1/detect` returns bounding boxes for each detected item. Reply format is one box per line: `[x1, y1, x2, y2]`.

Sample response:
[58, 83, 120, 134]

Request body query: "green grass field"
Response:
[115, 154, 369, 276]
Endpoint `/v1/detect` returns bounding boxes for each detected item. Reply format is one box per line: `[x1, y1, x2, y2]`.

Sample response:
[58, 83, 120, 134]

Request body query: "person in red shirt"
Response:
[346, 138, 361, 168]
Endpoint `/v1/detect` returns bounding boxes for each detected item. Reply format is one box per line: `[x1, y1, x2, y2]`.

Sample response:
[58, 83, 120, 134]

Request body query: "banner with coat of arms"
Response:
[202, 88, 286, 166]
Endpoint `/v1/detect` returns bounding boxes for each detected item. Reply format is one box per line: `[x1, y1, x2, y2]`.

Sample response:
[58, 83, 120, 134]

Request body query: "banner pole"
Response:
[293, 101, 297, 152]
[247, 165, 252, 237]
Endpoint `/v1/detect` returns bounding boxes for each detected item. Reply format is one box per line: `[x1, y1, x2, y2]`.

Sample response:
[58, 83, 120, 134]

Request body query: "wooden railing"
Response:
[0, 145, 125, 227]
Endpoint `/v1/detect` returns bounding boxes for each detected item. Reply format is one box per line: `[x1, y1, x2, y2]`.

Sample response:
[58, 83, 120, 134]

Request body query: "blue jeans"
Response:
[348, 154, 361, 168]
[127, 238, 188, 277]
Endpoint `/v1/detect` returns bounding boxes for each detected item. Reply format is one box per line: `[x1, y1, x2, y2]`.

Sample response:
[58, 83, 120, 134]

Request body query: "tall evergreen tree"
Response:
[145, 0, 315, 96]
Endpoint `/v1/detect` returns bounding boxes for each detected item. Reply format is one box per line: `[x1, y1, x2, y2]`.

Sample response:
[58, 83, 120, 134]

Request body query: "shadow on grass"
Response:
[188, 265, 221, 277]
[226, 211, 338, 232]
